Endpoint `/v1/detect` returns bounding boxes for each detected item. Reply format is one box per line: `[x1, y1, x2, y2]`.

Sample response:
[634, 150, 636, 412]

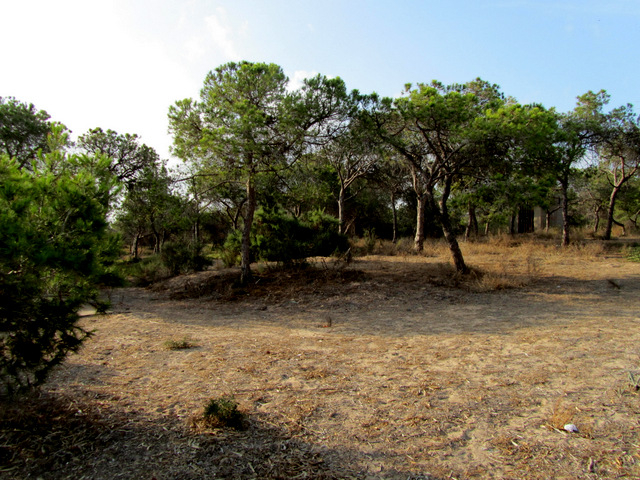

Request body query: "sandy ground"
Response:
[3, 241, 640, 479]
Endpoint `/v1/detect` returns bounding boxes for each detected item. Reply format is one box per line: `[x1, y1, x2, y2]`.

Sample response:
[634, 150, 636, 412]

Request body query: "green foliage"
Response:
[625, 246, 640, 263]
[252, 208, 349, 265]
[203, 396, 246, 429]
[121, 255, 169, 286]
[218, 209, 349, 267]
[0, 154, 121, 395]
[77, 127, 158, 186]
[0, 97, 53, 169]
[160, 241, 212, 276]
[220, 230, 243, 267]
[163, 337, 197, 350]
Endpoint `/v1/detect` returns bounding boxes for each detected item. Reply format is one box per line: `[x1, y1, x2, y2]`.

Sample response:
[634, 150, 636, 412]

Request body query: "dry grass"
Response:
[2, 235, 640, 479]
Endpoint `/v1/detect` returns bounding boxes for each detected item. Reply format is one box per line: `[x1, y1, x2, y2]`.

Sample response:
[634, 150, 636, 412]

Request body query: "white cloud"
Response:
[288, 70, 319, 91]
[204, 7, 241, 61]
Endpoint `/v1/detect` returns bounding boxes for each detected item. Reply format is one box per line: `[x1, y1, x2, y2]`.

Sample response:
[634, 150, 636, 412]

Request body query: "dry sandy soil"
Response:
[2, 239, 640, 479]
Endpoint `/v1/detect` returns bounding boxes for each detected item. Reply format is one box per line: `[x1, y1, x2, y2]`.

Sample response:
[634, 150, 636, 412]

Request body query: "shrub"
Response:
[160, 241, 211, 276]
[252, 208, 349, 265]
[0, 155, 121, 395]
[203, 396, 246, 429]
[217, 209, 349, 268]
[625, 245, 640, 262]
[219, 230, 242, 267]
[163, 337, 196, 350]
[121, 255, 169, 286]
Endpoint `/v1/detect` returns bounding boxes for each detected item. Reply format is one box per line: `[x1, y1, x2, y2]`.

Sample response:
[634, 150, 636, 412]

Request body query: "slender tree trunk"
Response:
[338, 186, 346, 235]
[603, 185, 622, 240]
[391, 191, 398, 244]
[545, 211, 551, 233]
[593, 206, 601, 234]
[414, 193, 426, 252]
[560, 178, 570, 247]
[153, 233, 161, 254]
[132, 233, 140, 260]
[465, 203, 478, 240]
[484, 218, 490, 236]
[241, 177, 257, 284]
[509, 215, 516, 235]
[193, 217, 200, 244]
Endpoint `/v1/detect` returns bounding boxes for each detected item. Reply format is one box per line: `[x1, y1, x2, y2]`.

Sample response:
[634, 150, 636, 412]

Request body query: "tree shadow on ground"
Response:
[0, 390, 445, 480]
[107, 259, 640, 338]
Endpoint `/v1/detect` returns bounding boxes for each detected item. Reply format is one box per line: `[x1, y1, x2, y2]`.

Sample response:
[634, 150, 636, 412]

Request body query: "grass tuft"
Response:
[163, 337, 197, 350]
[202, 396, 246, 430]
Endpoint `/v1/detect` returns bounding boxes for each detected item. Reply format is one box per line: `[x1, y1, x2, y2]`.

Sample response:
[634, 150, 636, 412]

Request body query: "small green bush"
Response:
[220, 208, 349, 267]
[203, 396, 246, 429]
[163, 337, 196, 350]
[625, 245, 640, 263]
[219, 230, 243, 267]
[160, 241, 211, 276]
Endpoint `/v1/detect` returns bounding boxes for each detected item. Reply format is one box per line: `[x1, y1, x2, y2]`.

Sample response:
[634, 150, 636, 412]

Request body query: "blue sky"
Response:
[1, 0, 638, 161]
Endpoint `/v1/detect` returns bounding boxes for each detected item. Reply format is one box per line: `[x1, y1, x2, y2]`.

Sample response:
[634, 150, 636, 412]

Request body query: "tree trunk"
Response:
[465, 203, 478, 240]
[560, 178, 570, 247]
[432, 180, 469, 275]
[603, 185, 622, 240]
[391, 191, 398, 244]
[414, 193, 426, 252]
[240, 177, 257, 284]
[509, 215, 516, 235]
[193, 217, 200, 244]
[338, 186, 346, 235]
[545, 211, 550, 232]
[439, 206, 468, 274]
[593, 206, 601, 234]
[153, 233, 161, 254]
[132, 233, 140, 260]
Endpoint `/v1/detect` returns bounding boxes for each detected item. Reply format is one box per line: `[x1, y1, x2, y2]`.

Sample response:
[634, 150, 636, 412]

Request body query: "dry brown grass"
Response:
[2, 236, 640, 479]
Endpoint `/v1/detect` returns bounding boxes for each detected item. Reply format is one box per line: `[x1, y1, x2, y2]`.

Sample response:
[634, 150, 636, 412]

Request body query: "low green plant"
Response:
[163, 337, 196, 350]
[121, 255, 169, 286]
[625, 245, 640, 263]
[161, 241, 211, 276]
[363, 228, 377, 254]
[628, 372, 640, 391]
[203, 396, 246, 429]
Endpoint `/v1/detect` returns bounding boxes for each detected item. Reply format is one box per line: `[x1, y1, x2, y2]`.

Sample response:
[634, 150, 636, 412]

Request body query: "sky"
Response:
[1, 0, 638, 161]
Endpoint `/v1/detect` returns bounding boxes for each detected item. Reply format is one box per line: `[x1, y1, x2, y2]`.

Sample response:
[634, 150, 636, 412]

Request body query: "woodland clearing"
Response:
[2, 237, 640, 479]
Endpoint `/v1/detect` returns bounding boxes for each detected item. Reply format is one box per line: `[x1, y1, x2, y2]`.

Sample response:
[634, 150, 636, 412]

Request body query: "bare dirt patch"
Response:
[3, 241, 640, 479]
